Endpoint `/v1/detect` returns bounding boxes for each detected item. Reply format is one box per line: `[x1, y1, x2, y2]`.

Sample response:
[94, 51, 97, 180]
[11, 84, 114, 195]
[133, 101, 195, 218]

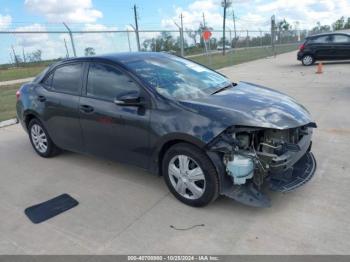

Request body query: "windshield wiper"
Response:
[211, 83, 234, 95]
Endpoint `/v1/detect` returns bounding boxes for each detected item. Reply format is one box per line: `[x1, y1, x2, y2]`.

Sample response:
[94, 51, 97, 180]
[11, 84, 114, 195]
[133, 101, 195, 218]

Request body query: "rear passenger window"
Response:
[311, 36, 331, 43]
[52, 63, 82, 94]
[87, 63, 139, 101]
[332, 35, 350, 43]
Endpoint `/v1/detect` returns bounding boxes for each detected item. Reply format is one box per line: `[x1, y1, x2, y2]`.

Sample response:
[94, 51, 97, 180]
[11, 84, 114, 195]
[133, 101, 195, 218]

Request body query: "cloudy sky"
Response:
[0, 0, 350, 63]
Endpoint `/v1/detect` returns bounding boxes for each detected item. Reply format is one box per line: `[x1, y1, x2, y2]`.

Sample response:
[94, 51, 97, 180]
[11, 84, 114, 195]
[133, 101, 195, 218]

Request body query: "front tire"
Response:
[28, 118, 60, 158]
[301, 55, 315, 66]
[162, 143, 219, 207]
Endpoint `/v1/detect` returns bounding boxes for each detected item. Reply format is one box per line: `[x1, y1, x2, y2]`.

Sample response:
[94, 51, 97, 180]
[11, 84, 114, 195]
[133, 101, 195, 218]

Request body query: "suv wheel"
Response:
[162, 143, 219, 207]
[302, 55, 315, 66]
[28, 118, 60, 157]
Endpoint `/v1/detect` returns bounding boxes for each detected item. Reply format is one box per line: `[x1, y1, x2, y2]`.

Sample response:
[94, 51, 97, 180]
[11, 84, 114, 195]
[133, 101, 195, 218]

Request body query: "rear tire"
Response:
[28, 118, 60, 158]
[162, 143, 219, 207]
[301, 55, 315, 66]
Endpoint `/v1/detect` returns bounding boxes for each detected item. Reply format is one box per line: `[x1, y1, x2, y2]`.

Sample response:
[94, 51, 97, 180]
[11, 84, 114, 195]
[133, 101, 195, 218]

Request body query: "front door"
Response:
[332, 34, 350, 59]
[79, 62, 151, 169]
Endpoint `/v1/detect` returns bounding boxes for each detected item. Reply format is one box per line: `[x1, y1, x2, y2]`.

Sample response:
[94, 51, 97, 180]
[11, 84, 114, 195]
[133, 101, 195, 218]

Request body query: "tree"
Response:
[345, 17, 350, 29]
[332, 16, 345, 31]
[186, 29, 198, 46]
[277, 19, 291, 31]
[277, 19, 291, 43]
[14, 55, 22, 65]
[84, 47, 96, 56]
[309, 21, 331, 35]
[141, 31, 179, 52]
[27, 49, 42, 62]
[142, 39, 153, 51]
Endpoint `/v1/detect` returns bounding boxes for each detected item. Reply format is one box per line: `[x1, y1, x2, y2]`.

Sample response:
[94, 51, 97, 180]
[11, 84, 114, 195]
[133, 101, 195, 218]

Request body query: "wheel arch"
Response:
[151, 133, 206, 176]
[301, 53, 315, 66]
[23, 110, 41, 130]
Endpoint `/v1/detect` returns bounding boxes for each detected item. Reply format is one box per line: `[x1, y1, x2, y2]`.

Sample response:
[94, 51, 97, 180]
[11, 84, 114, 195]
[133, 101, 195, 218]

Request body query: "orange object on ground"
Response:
[316, 63, 323, 74]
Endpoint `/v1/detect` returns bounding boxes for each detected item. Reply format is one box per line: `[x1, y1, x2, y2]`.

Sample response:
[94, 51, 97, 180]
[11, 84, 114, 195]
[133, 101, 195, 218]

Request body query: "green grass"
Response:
[0, 65, 47, 82]
[0, 83, 21, 122]
[0, 59, 60, 82]
[189, 44, 298, 69]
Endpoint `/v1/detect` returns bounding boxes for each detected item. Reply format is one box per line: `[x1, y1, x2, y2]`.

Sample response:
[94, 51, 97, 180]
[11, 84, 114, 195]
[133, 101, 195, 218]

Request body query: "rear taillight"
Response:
[16, 90, 21, 101]
[299, 43, 305, 51]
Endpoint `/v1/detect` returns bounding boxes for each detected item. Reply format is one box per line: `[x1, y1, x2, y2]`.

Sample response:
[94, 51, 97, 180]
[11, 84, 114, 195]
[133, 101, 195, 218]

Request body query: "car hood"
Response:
[179, 81, 313, 130]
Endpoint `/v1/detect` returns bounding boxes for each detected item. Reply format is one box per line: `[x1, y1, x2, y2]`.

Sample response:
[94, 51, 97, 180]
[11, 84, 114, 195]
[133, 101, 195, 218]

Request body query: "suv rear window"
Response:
[310, 35, 331, 43]
[52, 63, 82, 95]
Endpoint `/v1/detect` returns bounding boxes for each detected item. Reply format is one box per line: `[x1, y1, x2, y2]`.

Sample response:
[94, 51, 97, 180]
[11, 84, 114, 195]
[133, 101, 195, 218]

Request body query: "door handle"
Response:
[80, 104, 94, 114]
[37, 95, 46, 102]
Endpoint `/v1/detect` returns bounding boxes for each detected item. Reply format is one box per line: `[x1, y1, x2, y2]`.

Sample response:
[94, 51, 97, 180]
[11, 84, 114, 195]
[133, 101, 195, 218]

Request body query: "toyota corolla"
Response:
[16, 52, 317, 207]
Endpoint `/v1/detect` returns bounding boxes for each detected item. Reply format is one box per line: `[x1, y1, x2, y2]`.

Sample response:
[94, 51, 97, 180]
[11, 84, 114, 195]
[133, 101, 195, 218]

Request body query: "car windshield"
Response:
[124, 55, 231, 100]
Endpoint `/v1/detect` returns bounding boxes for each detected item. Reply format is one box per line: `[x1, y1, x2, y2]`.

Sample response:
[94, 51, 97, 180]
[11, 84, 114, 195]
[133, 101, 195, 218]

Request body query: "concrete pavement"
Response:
[0, 77, 34, 86]
[0, 51, 349, 254]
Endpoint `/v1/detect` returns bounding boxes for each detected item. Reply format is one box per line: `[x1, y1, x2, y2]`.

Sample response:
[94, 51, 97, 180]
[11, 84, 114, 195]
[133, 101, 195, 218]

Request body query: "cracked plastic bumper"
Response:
[268, 151, 316, 192]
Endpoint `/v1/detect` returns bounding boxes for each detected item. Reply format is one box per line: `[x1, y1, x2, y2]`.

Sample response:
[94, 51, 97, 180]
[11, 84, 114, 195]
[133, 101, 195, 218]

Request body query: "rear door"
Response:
[310, 35, 333, 59]
[331, 34, 350, 59]
[79, 62, 151, 168]
[39, 63, 84, 152]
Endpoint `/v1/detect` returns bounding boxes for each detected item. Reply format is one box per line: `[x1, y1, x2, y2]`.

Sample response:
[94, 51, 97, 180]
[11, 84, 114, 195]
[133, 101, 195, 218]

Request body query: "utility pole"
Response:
[246, 30, 249, 48]
[174, 13, 184, 57]
[271, 15, 276, 57]
[229, 29, 232, 47]
[22, 47, 26, 63]
[133, 5, 141, 51]
[63, 22, 77, 57]
[221, 0, 232, 55]
[202, 12, 210, 53]
[11, 45, 19, 66]
[64, 38, 70, 58]
[259, 29, 263, 47]
[180, 13, 184, 56]
[126, 29, 132, 52]
[232, 10, 237, 47]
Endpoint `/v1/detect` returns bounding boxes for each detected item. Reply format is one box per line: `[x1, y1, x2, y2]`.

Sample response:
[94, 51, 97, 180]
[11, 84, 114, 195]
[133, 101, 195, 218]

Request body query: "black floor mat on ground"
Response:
[24, 194, 79, 224]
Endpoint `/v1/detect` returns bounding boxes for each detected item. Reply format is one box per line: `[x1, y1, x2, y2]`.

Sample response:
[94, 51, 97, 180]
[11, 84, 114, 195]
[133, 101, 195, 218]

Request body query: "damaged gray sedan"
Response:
[17, 53, 316, 208]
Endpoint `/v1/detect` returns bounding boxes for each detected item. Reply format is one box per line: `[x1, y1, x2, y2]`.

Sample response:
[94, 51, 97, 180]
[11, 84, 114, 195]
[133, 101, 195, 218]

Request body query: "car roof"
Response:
[34, 52, 176, 83]
[57, 52, 173, 65]
[306, 32, 350, 39]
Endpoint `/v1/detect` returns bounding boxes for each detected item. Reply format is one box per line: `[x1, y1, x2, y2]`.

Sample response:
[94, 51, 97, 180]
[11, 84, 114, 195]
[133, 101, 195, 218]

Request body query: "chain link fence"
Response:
[0, 27, 309, 76]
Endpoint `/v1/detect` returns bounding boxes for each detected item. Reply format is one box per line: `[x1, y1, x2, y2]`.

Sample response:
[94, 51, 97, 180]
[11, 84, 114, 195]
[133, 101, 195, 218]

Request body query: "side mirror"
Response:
[114, 92, 144, 107]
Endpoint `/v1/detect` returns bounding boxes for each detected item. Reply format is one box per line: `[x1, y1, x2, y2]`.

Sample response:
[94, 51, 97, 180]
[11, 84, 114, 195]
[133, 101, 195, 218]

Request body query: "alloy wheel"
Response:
[31, 124, 48, 153]
[302, 55, 313, 66]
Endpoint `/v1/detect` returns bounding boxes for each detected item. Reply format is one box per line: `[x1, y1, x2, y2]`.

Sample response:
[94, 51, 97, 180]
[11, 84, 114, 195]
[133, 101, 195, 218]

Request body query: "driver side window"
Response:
[87, 63, 139, 101]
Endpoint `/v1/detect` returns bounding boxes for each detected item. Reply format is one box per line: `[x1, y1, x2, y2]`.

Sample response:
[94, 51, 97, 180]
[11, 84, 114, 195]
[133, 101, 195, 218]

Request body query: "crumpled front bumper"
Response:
[222, 150, 317, 208]
[269, 151, 316, 192]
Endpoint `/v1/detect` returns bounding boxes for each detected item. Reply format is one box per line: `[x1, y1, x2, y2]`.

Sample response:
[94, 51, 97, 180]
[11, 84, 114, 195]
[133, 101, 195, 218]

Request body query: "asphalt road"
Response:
[0, 52, 349, 254]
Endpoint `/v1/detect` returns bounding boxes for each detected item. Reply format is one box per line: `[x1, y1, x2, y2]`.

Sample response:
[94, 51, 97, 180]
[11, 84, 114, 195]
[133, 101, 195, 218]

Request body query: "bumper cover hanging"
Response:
[221, 152, 316, 207]
[268, 152, 316, 192]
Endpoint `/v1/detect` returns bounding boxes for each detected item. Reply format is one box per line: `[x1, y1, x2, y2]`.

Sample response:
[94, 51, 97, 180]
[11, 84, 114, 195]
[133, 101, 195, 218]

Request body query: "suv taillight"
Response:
[299, 43, 305, 51]
[16, 90, 21, 101]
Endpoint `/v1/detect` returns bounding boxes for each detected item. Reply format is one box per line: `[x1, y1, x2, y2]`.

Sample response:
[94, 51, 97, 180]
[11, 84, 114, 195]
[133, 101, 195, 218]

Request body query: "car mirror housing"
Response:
[114, 92, 144, 107]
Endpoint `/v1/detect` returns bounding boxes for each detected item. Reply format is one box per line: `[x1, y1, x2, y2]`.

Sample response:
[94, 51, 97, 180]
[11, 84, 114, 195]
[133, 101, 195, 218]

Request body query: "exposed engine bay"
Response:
[207, 123, 317, 207]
